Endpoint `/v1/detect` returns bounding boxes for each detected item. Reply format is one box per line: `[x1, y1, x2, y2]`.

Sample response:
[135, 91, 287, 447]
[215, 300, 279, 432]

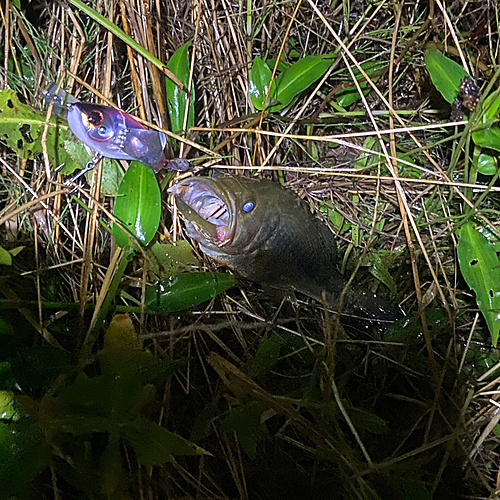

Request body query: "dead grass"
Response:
[1, 0, 500, 498]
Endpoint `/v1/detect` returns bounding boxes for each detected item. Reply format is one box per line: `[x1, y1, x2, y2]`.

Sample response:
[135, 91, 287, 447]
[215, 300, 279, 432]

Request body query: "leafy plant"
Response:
[425, 48, 469, 104]
[112, 161, 161, 247]
[335, 60, 387, 108]
[0, 314, 208, 499]
[457, 223, 500, 345]
[425, 48, 500, 176]
[249, 55, 333, 112]
[166, 41, 195, 145]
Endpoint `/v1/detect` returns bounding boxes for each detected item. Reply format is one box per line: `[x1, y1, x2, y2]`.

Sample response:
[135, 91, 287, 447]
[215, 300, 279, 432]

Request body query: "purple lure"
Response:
[44, 84, 189, 172]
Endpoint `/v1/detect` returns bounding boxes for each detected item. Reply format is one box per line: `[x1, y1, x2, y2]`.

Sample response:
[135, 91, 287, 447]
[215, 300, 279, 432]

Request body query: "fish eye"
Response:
[88, 110, 103, 126]
[242, 201, 255, 213]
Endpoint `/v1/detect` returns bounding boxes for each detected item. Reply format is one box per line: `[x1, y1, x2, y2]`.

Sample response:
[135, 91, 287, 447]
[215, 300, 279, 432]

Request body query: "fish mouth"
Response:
[169, 178, 235, 246]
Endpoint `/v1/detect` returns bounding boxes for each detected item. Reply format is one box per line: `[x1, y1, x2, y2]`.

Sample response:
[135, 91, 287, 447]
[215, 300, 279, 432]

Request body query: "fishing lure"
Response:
[44, 83, 189, 176]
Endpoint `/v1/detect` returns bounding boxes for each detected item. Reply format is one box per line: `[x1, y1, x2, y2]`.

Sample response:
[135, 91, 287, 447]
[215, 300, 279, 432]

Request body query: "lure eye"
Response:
[98, 126, 109, 137]
[87, 110, 103, 126]
[242, 201, 255, 213]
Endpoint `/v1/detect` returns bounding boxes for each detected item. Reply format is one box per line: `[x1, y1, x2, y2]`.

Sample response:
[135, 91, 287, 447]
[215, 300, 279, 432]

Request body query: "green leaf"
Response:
[245, 335, 282, 378]
[476, 152, 497, 175]
[472, 92, 500, 152]
[472, 128, 500, 153]
[145, 272, 235, 313]
[0, 418, 51, 497]
[477, 225, 500, 252]
[249, 56, 276, 110]
[220, 401, 268, 459]
[64, 136, 123, 194]
[112, 162, 161, 247]
[0, 247, 12, 266]
[149, 240, 198, 277]
[424, 48, 469, 104]
[271, 55, 332, 112]
[336, 61, 386, 108]
[166, 41, 195, 149]
[123, 418, 210, 466]
[0, 391, 22, 421]
[0, 90, 78, 170]
[457, 223, 500, 345]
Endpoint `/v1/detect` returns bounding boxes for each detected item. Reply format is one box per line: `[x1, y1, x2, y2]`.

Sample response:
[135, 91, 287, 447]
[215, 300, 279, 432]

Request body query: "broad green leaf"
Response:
[0, 247, 12, 266]
[265, 58, 289, 72]
[220, 401, 268, 459]
[478, 225, 500, 252]
[112, 162, 161, 247]
[471, 128, 500, 153]
[100, 314, 158, 383]
[0, 391, 22, 421]
[472, 92, 500, 152]
[424, 48, 469, 104]
[64, 136, 124, 194]
[0, 418, 51, 496]
[249, 56, 275, 110]
[476, 152, 497, 175]
[457, 223, 500, 345]
[123, 418, 210, 466]
[0, 317, 14, 336]
[478, 91, 500, 121]
[466, 344, 500, 377]
[166, 41, 195, 145]
[245, 335, 282, 378]
[381, 154, 421, 178]
[325, 204, 351, 234]
[145, 272, 235, 313]
[149, 240, 198, 277]
[0, 90, 78, 170]
[336, 61, 386, 108]
[271, 55, 332, 112]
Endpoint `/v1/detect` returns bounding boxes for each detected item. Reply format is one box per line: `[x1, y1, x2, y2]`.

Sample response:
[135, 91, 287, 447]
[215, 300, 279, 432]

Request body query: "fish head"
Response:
[169, 176, 273, 256]
[66, 102, 167, 168]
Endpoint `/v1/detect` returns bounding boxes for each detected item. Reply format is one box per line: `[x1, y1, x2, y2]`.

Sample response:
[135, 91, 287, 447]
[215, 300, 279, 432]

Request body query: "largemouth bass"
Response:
[169, 175, 401, 325]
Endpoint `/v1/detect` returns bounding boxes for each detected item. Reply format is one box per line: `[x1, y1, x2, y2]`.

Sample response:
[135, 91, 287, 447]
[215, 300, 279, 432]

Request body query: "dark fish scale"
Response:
[170, 176, 402, 327]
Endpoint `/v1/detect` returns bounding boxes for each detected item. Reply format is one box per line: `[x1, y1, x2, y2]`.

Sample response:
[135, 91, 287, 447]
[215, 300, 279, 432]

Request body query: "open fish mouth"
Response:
[169, 179, 234, 245]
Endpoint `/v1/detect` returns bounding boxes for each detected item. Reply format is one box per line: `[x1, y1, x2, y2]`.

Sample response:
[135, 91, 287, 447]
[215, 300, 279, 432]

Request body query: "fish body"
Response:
[170, 175, 401, 325]
[44, 84, 188, 172]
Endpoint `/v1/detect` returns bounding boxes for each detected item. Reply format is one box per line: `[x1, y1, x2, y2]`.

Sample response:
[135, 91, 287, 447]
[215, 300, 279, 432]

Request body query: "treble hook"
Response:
[64, 153, 103, 193]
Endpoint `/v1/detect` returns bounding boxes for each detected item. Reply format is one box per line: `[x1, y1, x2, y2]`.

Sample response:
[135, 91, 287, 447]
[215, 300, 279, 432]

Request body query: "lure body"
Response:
[44, 84, 187, 172]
